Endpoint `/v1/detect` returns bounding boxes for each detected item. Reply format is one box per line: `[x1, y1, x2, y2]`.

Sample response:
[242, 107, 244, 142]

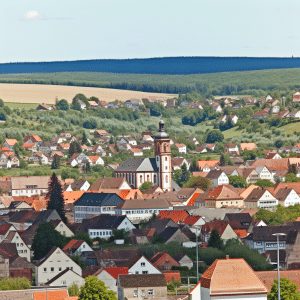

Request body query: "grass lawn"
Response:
[6, 102, 42, 110]
[281, 122, 300, 135]
[223, 127, 244, 140]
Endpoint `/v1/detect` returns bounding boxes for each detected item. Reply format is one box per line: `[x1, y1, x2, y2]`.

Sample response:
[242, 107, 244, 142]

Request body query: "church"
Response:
[115, 120, 173, 191]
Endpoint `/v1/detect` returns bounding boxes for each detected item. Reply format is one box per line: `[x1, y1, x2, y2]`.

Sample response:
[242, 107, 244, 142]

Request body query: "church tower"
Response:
[154, 120, 172, 191]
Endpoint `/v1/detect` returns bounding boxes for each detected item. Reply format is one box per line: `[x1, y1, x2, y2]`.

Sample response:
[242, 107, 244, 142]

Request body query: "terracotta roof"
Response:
[63, 191, 85, 203]
[240, 143, 257, 151]
[201, 258, 268, 295]
[33, 290, 69, 300]
[116, 198, 171, 210]
[118, 189, 144, 200]
[63, 239, 84, 252]
[181, 216, 201, 226]
[162, 270, 181, 282]
[0, 224, 13, 235]
[175, 143, 186, 148]
[202, 220, 232, 236]
[240, 185, 260, 199]
[234, 229, 248, 238]
[5, 139, 18, 146]
[197, 160, 219, 170]
[205, 185, 244, 201]
[88, 156, 101, 163]
[255, 270, 300, 292]
[250, 158, 289, 171]
[158, 210, 190, 223]
[22, 143, 36, 149]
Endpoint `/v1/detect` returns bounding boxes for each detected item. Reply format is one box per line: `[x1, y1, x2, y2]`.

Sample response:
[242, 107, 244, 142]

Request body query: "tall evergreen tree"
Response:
[109, 136, 114, 144]
[69, 141, 82, 157]
[51, 154, 60, 169]
[208, 228, 223, 249]
[180, 163, 190, 185]
[189, 160, 200, 172]
[47, 173, 67, 223]
[82, 131, 88, 145]
[219, 154, 226, 166]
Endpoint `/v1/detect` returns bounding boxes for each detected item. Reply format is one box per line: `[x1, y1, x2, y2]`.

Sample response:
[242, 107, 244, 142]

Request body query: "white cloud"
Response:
[21, 11, 45, 21]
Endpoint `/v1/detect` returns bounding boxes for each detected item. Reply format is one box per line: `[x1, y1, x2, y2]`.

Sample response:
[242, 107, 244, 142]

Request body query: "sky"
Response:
[0, 0, 299, 63]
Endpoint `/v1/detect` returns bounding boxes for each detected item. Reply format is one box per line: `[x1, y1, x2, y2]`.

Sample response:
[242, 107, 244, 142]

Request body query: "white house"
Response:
[275, 188, 300, 207]
[119, 136, 137, 146]
[49, 220, 74, 237]
[142, 135, 154, 143]
[288, 110, 300, 118]
[128, 256, 161, 275]
[66, 153, 91, 167]
[63, 239, 93, 256]
[35, 247, 82, 286]
[244, 188, 278, 210]
[206, 170, 229, 187]
[46, 269, 85, 288]
[255, 166, 273, 182]
[212, 103, 222, 112]
[4, 230, 30, 262]
[65, 179, 90, 192]
[174, 143, 187, 154]
[129, 148, 143, 156]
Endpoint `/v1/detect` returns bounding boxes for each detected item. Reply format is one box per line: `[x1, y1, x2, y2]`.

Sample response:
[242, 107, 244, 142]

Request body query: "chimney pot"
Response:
[226, 255, 229, 260]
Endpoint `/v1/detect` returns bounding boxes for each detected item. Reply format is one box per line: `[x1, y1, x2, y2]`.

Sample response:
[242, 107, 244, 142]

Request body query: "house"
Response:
[217, 115, 227, 124]
[75, 99, 86, 109]
[172, 254, 193, 269]
[129, 148, 143, 156]
[240, 143, 258, 151]
[39, 141, 57, 153]
[150, 252, 179, 271]
[212, 103, 222, 112]
[265, 153, 282, 159]
[35, 247, 82, 285]
[142, 135, 154, 143]
[91, 267, 128, 295]
[74, 193, 125, 222]
[36, 103, 50, 111]
[28, 152, 49, 164]
[146, 218, 178, 235]
[224, 213, 252, 231]
[174, 143, 187, 154]
[189, 256, 268, 300]
[205, 170, 229, 187]
[115, 198, 173, 221]
[270, 105, 280, 114]
[129, 228, 156, 244]
[160, 227, 190, 244]
[118, 136, 137, 146]
[224, 143, 239, 155]
[288, 110, 300, 118]
[65, 179, 90, 192]
[201, 220, 240, 243]
[107, 100, 122, 108]
[171, 157, 191, 171]
[124, 99, 143, 109]
[4, 139, 18, 150]
[275, 188, 300, 207]
[253, 111, 269, 119]
[231, 102, 243, 109]
[0, 224, 16, 242]
[231, 168, 259, 184]
[204, 185, 244, 208]
[45, 268, 85, 287]
[117, 274, 167, 300]
[92, 144, 106, 155]
[255, 166, 273, 181]
[228, 114, 239, 124]
[204, 144, 216, 152]
[94, 130, 109, 139]
[166, 98, 176, 108]
[63, 239, 93, 256]
[22, 143, 37, 152]
[158, 210, 190, 224]
[98, 100, 108, 108]
[48, 219, 74, 237]
[90, 177, 131, 192]
[88, 101, 99, 108]
[23, 135, 43, 146]
[197, 160, 219, 172]
[292, 91, 300, 103]
[66, 153, 92, 167]
[11, 175, 62, 197]
[75, 214, 135, 239]
[244, 187, 278, 210]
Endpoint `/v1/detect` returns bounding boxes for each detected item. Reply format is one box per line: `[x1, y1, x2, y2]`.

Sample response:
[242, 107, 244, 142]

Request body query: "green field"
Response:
[6, 102, 40, 110]
[281, 121, 300, 135]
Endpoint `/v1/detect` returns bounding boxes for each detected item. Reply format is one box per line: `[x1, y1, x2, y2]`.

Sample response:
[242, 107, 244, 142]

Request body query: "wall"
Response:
[129, 257, 161, 275]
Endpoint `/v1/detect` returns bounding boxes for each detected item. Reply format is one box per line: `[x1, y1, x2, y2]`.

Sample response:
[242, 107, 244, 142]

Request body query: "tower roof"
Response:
[155, 119, 169, 139]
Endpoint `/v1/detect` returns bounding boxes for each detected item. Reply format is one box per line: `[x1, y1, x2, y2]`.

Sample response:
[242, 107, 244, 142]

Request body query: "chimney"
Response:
[226, 255, 229, 260]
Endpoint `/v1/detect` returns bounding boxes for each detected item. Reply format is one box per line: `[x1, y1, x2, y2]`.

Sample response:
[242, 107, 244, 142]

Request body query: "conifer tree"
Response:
[219, 154, 226, 166]
[82, 131, 88, 145]
[47, 172, 67, 223]
[208, 228, 223, 249]
[51, 154, 60, 169]
[69, 141, 82, 157]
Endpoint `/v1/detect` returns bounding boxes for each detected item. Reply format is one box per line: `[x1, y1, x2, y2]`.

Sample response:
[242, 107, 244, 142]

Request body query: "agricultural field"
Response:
[0, 83, 176, 104]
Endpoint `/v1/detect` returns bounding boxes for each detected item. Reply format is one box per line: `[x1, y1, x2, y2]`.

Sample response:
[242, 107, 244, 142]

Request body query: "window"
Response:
[24, 250, 27, 253]
[20, 243, 23, 247]
[83, 244, 85, 248]
[62, 280, 66, 285]
[166, 175, 168, 183]
[141, 262, 145, 267]
[60, 224, 63, 228]
[148, 290, 154, 296]
[59, 267, 62, 271]
[134, 290, 138, 297]
[135, 271, 139, 274]
[16, 243, 19, 247]
[51, 267, 54, 272]
[140, 175, 143, 184]
[142, 271, 148, 274]
[142, 290, 145, 296]
[165, 157, 167, 161]
[43, 268, 47, 272]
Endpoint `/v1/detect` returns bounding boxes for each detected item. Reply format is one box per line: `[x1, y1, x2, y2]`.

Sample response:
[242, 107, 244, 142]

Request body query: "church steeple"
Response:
[154, 120, 172, 191]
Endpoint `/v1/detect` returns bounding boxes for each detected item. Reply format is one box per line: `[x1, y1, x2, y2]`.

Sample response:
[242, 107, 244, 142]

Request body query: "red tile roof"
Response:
[0, 224, 13, 236]
[158, 210, 190, 223]
[234, 229, 248, 238]
[105, 267, 128, 279]
[162, 270, 181, 282]
[181, 216, 201, 226]
[33, 290, 69, 300]
[63, 239, 84, 252]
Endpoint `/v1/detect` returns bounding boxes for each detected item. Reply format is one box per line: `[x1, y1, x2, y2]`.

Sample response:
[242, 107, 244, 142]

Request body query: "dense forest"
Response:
[1, 67, 300, 96]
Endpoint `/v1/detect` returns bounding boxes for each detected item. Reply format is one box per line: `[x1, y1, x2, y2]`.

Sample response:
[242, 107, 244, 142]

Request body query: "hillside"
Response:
[1, 57, 300, 75]
[0, 67, 300, 95]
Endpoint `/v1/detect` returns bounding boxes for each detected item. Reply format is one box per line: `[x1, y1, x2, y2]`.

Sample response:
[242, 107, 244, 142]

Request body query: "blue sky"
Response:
[0, 0, 299, 62]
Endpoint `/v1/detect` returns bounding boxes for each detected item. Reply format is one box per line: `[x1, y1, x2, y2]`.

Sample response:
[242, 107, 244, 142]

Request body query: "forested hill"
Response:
[1, 57, 300, 75]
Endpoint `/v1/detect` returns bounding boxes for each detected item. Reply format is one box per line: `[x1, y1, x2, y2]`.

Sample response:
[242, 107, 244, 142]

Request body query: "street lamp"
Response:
[272, 233, 286, 300]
